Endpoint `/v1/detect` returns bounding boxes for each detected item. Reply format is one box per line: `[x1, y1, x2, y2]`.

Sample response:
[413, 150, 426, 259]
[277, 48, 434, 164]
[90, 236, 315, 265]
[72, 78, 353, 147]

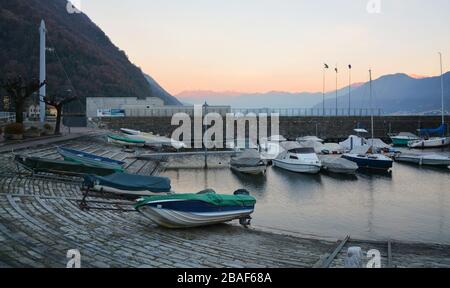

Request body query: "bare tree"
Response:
[0, 76, 46, 124]
[43, 91, 78, 135]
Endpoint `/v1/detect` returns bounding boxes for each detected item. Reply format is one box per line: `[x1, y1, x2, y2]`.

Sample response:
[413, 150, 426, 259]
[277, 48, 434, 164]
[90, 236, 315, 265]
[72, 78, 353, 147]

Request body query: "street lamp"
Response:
[323, 63, 329, 116]
[348, 64, 352, 116]
[335, 65, 338, 116]
[203, 101, 209, 168]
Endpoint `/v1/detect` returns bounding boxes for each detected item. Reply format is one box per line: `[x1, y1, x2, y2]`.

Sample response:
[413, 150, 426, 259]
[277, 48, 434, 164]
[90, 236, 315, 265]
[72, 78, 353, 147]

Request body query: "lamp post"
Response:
[335, 65, 338, 116]
[348, 64, 352, 116]
[203, 101, 209, 168]
[323, 63, 329, 116]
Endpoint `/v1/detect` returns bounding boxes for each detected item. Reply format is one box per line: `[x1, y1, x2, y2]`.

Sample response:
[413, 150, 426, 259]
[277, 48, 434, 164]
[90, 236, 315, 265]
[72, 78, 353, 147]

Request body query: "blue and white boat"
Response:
[58, 147, 125, 172]
[134, 189, 256, 228]
[342, 146, 393, 172]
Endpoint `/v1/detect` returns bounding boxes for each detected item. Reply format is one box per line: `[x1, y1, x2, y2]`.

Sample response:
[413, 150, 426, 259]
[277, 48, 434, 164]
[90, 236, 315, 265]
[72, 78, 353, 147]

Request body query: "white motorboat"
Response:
[272, 142, 322, 174]
[121, 128, 187, 149]
[394, 153, 450, 167]
[230, 149, 267, 175]
[319, 155, 358, 174]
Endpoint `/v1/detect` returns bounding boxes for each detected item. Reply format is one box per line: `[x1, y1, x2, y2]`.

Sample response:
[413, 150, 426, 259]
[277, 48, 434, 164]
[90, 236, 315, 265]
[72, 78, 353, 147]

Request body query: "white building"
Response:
[86, 97, 231, 118]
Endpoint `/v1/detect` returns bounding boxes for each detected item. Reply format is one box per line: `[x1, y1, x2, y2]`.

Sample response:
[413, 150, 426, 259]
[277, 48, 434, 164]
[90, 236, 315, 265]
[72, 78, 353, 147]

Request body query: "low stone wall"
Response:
[97, 116, 450, 142]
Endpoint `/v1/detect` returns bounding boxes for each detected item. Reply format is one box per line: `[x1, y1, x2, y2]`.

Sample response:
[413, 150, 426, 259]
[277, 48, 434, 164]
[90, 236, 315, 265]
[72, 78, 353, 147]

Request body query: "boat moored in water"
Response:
[230, 149, 267, 175]
[272, 142, 322, 174]
[389, 132, 420, 147]
[342, 146, 393, 172]
[394, 153, 450, 167]
[319, 155, 358, 175]
[134, 189, 256, 228]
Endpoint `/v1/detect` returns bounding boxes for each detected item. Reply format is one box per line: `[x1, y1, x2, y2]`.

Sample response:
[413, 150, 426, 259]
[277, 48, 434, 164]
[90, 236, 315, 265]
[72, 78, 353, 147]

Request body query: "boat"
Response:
[319, 155, 358, 174]
[259, 135, 287, 160]
[298, 140, 326, 154]
[226, 138, 258, 151]
[296, 136, 324, 143]
[83, 172, 172, 198]
[393, 153, 450, 167]
[14, 155, 116, 176]
[134, 189, 256, 228]
[366, 138, 391, 150]
[341, 70, 393, 172]
[272, 142, 322, 174]
[342, 146, 393, 172]
[389, 132, 420, 147]
[322, 143, 345, 155]
[230, 149, 267, 175]
[57, 147, 125, 172]
[121, 128, 187, 149]
[107, 134, 146, 147]
[408, 54, 450, 149]
[339, 135, 367, 151]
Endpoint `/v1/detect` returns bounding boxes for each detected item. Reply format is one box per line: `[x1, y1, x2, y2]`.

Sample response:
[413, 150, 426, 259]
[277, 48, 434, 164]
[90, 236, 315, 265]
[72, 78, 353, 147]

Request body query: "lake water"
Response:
[163, 148, 450, 244]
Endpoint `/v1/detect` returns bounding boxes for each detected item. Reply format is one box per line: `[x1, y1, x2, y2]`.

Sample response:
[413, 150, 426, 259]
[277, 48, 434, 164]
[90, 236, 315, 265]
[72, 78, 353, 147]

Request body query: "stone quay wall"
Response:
[96, 116, 450, 142]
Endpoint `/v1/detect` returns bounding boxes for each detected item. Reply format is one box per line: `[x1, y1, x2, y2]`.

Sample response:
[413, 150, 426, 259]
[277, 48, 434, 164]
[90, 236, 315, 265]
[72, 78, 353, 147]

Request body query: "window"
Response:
[289, 155, 299, 160]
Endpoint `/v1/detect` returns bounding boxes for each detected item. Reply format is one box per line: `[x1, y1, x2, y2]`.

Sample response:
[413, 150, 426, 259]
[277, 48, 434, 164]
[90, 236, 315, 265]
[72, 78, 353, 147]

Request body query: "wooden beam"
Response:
[320, 235, 350, 268]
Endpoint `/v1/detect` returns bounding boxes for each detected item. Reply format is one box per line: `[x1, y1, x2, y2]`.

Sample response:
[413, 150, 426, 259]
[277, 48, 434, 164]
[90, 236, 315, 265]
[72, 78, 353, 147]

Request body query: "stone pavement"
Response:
[0, 135, 449, 268]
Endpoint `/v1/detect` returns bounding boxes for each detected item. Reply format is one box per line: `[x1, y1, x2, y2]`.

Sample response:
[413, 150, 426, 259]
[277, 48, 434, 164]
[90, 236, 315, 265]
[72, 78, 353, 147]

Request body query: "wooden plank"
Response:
[320, 235, 350, 268]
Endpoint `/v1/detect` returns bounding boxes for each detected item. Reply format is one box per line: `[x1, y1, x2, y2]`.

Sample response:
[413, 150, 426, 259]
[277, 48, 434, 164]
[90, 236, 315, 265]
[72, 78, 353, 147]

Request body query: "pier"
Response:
[0, 133, 449, 268]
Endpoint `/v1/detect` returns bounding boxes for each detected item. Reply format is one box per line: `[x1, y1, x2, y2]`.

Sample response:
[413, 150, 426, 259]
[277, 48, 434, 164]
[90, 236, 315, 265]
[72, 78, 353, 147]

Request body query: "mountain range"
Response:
[0, 0, 181, 113]
[178, 73, 450, 115]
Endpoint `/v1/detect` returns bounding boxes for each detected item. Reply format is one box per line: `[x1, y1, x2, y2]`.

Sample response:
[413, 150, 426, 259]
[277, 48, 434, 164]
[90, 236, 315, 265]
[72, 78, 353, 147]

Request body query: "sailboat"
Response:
[408, 53, 450, 149]
[342, 69, 393, 172]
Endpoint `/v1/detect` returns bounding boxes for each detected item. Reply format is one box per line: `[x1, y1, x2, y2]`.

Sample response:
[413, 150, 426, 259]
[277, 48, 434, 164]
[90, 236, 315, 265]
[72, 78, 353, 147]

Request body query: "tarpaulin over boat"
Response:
[230, 149, 263, 167]
[84, 173, 171, 192]
[419, 124, 447, 137]
[135, 190, 257, 208]
[366, 138, 390, 149]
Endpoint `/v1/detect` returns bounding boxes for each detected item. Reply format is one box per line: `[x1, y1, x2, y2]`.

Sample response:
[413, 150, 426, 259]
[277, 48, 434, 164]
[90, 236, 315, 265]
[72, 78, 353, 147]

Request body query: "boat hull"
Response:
[58, 147, 125, 172]
[394, 155, 450, 167]
[391, 137, 417, 147]
[230, 165, 266, 175]
[107, 136, 145, 147]
[408, 137, 450, 149]
[137, 203, 254, 228]
[92, 185, 169, 197]
[342, 154, 393, 171]
[272, 159, 321, 174]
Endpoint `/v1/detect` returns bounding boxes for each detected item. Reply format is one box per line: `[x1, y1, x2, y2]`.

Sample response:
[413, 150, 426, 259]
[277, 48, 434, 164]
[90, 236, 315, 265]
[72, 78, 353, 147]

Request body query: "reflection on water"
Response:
[163, 148, 450, 244]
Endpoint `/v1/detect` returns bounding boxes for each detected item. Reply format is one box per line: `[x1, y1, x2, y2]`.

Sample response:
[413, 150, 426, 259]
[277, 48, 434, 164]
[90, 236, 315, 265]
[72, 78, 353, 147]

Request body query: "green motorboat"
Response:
[389, 132, 420, 147]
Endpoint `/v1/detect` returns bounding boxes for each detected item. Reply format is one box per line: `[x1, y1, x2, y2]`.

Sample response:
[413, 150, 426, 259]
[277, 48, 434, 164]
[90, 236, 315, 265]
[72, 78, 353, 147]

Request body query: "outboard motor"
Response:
[234, 189, 250, 196]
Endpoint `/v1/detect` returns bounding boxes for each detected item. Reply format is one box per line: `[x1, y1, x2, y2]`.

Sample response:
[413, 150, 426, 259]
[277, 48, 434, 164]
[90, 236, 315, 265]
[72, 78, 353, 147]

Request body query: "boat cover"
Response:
[319, 156, 358, 170]
[419, 124, 447, 137]
[297, 136, 324, 143]
[135, 190, 256, 209]
[367, 138, 390, 149]
[323, 143, 344, 153]
[84, 173, 171, 192]
[299, 140, 325, 154]
[396, 132, 418, 138]
[230, 149, 263, 167]
[339, 135, 367, 150]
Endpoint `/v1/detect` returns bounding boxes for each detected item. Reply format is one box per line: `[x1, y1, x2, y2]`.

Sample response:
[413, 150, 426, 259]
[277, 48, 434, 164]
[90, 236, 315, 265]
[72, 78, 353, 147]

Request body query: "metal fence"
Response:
[0, 112, 15, 123]
[231, 108, 384, 117]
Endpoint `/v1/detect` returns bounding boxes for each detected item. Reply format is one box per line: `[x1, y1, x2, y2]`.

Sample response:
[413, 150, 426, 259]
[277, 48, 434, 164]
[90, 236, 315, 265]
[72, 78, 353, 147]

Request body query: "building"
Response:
[86, 97, 231, 118]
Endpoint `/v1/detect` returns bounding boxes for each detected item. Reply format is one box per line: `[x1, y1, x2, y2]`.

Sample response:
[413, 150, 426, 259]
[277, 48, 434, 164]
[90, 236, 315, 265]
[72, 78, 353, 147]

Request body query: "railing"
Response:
[0, 112, 15, 123]
[231, 108, 384, 117]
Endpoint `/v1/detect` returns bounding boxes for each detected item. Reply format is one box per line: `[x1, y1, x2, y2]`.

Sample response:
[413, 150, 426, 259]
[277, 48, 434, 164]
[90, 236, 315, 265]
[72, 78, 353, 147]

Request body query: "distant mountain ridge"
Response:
[178, 73, 450, 115]
[0, 0, 181, 113]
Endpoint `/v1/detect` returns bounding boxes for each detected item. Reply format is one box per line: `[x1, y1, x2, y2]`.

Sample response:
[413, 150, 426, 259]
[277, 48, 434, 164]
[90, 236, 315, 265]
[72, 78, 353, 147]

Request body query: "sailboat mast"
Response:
[439, 52, 444, 125]
[369, 69, 374, 140]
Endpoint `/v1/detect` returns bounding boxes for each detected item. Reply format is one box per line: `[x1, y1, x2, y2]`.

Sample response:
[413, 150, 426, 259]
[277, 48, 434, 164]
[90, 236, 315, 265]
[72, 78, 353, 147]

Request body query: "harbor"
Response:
[0, 132, 449, 268]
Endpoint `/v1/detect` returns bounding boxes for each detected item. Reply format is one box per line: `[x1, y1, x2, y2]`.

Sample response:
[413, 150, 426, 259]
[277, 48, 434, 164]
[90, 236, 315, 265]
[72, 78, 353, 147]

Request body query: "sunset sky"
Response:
[81, 0, 450, 96]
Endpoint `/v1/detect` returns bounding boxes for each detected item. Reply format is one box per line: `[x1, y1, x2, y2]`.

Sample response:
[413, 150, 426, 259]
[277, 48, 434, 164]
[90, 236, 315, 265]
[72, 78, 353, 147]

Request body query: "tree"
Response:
[43, 91, 78, 135]
[0, 75, 46, 124]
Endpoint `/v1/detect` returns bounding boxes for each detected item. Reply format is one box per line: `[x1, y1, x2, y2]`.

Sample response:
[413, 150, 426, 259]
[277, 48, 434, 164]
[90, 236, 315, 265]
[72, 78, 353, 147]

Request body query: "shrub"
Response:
[27, 126, 40, 132]
[43, 123, 53, 130]
[4, 123, 25, 135]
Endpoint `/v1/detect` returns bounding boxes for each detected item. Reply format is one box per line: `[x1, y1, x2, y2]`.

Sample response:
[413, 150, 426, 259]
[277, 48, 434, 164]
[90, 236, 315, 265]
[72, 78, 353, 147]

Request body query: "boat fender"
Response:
[234, 189, 250, 196]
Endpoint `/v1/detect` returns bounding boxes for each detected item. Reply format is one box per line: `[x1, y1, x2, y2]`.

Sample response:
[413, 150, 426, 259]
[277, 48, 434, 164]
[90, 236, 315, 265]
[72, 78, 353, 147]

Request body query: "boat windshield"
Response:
[289, 148, 315, 154]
